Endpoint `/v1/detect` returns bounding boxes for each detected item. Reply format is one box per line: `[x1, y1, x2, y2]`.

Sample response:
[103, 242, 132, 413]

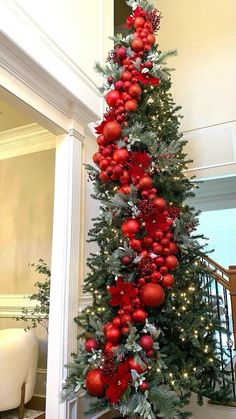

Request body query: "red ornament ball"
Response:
[121, 70, 133, 81]
[138, 175, 153, 190]
[153, 197, 167, 212]
[118, 185, 131, 195]
[165, 255, 179, 270]
[113, 147, 129, 164]
[122, 256, 132, 266]
[169, 242, 179, 255]
[85, 338, 98, 352]
[125, 99, 138, 112]
[162, 273, 175, 288]
[129, 84, 142, 98]
[103, 322, 113, 335]
[146, 349, 155, 358]
[134, 16, 145, 29]
[147, 34, 156, 45]
[133, 308, 147, 323]
[106, 90, 121, 107]
[131, 38, 144, 52]
[106, 326, 121, 344]
[112, 316, 122, 328]
[116, 46, 127, 59]
[129, 238, 142, 251]
[103, 121, 122, 142]
[86, 369, 104, 397]
[99, 171, 110, 183]
[139, 335, 153, 351]
[141, 283, 165, 308]
[121, 313, 133, 326]
[121, 218, 140, 238]
[128, 357, 145, 374]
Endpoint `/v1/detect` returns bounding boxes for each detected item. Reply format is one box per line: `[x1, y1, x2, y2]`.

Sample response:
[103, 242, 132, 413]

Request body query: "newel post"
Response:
[229, 265, 236, 349]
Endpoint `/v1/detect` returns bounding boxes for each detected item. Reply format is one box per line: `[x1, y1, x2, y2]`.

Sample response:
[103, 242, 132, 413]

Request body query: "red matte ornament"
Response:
[141, 283, 165, 307]
[86, 369, 104, 397]
[103, 121, 122, 142]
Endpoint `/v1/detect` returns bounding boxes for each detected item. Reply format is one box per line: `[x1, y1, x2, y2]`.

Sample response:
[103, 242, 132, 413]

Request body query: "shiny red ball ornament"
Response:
[169, 242, 179, 255]
[153, 197, 167, 212]
[112, 164, 124, 179]
[104, 342, 118, 353]
[119, 170, 131, 184]
[122, 256, 132, 265]
[103, 121, 122, 142]
[139, 382, 149, 392]
[114, 80, 124, 91]
[134, 16, 145, 28]
[154, 230, 164, 241]
[162, 273, 175, 288]
[99, 158, 110, 170]
[128, 357, 144, 374]
[112, 316, 122, 328]
[133, 308, 147, 323]
[85, 338, 98, 352]
[125, 99, 138, 112]
[121, 70, 133, 81]
[116, 46, 127, 59]
[152, 243, 163, 255]
[165, 255, 179, 270]
[139, 335, 153, 351]
[147, 34, 156, 45]
[104, 322, 113, 335]
[122, 326, 130, 335]
[99, 171, 110, 183]
[131, 38, 144, 52]
[151, 271, 161, 283]
[118, 185, 131, 195]
[146, 349, 155, 358]
[106, 326, 121, 344]
[86, 369, 104, 397]
[129, 239, 142, 251]
[128, 83, 142, 98]
[97, 135, 106, 146]
[121, 313, 133, 326]
[93, 152, 102, 164]
[106, 90, 121, 107]
[113, 147, 129, 164]
[121, 218, 140, 238]
[143, 237, 153, 248]
[141, 283, 165, 308]
[138, 175, 153, 190]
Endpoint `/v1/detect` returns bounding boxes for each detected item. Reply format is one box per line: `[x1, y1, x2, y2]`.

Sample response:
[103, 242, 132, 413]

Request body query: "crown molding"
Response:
[0, 123, 56, 160]
[0, 293, 38, 317]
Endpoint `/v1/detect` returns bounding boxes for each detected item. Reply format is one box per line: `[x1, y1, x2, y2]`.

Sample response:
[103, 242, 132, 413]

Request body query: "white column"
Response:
[46, 128, 84, 419]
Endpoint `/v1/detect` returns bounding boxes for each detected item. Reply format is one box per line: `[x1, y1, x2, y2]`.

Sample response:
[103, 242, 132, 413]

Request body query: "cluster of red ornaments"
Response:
[86, 5, 180, 404]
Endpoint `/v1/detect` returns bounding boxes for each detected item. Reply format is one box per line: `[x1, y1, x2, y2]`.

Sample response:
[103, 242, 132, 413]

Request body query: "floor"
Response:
[0, 409, 44, 419]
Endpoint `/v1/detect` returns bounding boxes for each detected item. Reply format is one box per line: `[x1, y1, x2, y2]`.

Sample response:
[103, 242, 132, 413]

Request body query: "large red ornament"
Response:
[106, 90, 122, 107]
[153, 197, 167, 212]
[103, 121, 122, 142]
[162, 273, 175, 288]
[125, 99, 138, 112]
[134, 16, 145, 28]
[141, 283, 165, 307]
[131, 38, 144, 52]
[129, 84, 142, 98]
[121, 218, 140, 238]
[138, 175, 153, 190]
[139, 335, 153, 351]
[85, 338, 98, 352]
[86, 369, 104, 397]
[106, 326, 121, 344]
[112, 316, 122, 328]
[133, 308, 147, 323]
[113, 147, 129, 164]
[165, 255, 179, 270]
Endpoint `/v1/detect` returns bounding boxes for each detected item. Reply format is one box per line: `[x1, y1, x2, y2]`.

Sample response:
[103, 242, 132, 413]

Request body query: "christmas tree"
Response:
[62, 1, 232, 417]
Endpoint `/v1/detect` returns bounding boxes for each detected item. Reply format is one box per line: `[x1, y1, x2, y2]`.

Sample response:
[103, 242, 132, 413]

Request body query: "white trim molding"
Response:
[0, 293, 37, 317]
[0, 123, 56, 160]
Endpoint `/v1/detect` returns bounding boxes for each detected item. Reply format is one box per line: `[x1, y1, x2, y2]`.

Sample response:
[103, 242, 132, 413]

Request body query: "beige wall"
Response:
[0, 149, 55, 294]
[156, 0, 236, 178]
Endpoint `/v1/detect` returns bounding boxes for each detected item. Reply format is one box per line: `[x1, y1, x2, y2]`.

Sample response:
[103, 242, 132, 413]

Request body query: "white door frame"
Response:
[0, 33, 101, 419]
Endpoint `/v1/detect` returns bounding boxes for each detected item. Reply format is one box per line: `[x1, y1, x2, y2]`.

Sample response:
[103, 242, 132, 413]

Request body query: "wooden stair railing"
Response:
[200, 254, 236, 398]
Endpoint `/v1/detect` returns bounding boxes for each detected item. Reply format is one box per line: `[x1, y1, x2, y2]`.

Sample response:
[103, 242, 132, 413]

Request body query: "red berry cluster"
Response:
[86, 5, 180, 404]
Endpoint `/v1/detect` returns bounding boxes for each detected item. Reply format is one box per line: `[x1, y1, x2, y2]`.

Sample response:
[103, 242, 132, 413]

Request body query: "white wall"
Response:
[156, 0, 236, 179]
[0, 0, 114, 117]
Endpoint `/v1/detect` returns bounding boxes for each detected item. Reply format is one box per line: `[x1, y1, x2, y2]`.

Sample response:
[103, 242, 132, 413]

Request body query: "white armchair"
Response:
[0, 328, 39, 418]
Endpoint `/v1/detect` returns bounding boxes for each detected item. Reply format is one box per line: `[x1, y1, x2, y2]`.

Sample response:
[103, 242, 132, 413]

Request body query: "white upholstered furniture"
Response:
[0, 328, 39, 418]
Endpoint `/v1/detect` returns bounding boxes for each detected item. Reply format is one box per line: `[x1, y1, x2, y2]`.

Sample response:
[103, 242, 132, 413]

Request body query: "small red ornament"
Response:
[134, 16, 145, 28]
[129, 83, 142, 98]
[121, 218, 140, 238]
[97, 135, 106, 146]
[154, 230, 164, 241]
[129, 238, 142, 251]
[112, 165, 124, 179]
[122, 256, 132, 266]
[133, 308, 147, 323]
[121, 313, 133, 326]
[93, 152, 102, 164]
[165, 255, 179, 270]
[152, 243, 163, 255]
[99, 171, 110, 183]
[104, 342, 118, 353]
[106, 326, 121, 344]
[162, 273, 175, 288]
[143, 237, 153, 248]
[116, 46, 127, 59]
[139, 335, 153, 351]
[138, 175, 153, 190]
[128, 357, 145, 374]
[169, 242, 179, 255]
[123, 80, 132, 91]
[122, 326, 130, 335]
[141, 283, 165, 307]
[112, 316, 122, 328]
[106, 90, 122, 107]
[118, 185, 131, 195]
[113, 147, 129, 164]
[103, 121, 122, 142]
[151, 271, 161, 282]
[104, 322, 113, 335]
[85, 338, 98, 352]
[153, 197, 167, 212]
[146, 349, 155, 358]
[125, 99, 138, 112]
[120, 170, 131, 184]
[121, 70, 133, 81]
[147, 34, 156, 45]
[86, 369, 104, 397]
[139, 381, 149, 392]
[131, 38, 144, 52]
[114, 80, 124, 90]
